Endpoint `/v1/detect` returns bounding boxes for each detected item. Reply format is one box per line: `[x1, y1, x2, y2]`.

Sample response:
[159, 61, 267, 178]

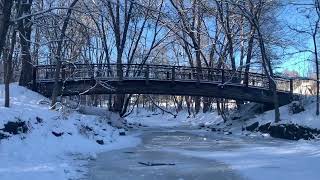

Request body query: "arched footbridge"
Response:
[31, 63, 301, 106]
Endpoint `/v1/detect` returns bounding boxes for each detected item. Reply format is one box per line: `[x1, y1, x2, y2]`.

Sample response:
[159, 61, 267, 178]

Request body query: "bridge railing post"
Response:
[196, 67, 201, 84]
[208, 69, 211, 81]
[117, 64, 123, 81]
[290, 79, 293, 95]
[91, 64, 95, 79]
[245, 74, 249, 87]
[32, 66, 37, 91]
[221, 69, 225, 84]
[61, 65, 66, 81]
[145, 65, 149, 85]
[171, 66, 175, 83]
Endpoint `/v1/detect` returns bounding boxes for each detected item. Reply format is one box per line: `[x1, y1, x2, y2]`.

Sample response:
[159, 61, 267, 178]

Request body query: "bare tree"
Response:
[232, 0, 282, 122]
[51, 0, 79, 109]
[289, 0, 320, 115]
[314, 0, 320, 115]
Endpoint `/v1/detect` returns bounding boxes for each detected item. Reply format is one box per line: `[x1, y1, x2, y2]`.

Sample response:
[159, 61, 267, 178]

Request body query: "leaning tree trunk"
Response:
[244, 26, 256, 86]
[51, 0, 79, 109]
[257, 29, 280, 122]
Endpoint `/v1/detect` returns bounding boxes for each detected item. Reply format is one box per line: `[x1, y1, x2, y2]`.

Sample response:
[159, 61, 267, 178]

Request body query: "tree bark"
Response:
[244, 26, 256, 86]
[0, 0, 13, 57]
[257, 28, 280, 122]
[51, 0, 79, 109]
[203, 97, 211, 113]
[18, 0, 34, 87]
[194, 97, 201, 114]
[312, 21, 319, 115]
[185, 96, 191, 116]
[4, 30, 16, 107]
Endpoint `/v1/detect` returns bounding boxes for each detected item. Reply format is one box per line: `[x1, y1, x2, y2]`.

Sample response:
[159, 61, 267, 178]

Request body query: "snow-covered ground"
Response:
[126, 101, 320, 180]
[127, 97, 320, 132]
[126, 108, 224, 128]
[248, 98, 320, 129]
[0, 84, 140, 180]
[1, 84, 319, 180]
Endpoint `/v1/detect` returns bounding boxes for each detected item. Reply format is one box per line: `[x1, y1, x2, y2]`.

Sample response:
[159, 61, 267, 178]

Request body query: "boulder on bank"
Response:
[252, 123, 320, 140]
[2, 120, 28, 135]
[0, 132, 9, 140]
[289, 101, 305, 114]
[52, 131, 64, 137]
[96, 139, 104, 145]
[245, 122, 259, 131]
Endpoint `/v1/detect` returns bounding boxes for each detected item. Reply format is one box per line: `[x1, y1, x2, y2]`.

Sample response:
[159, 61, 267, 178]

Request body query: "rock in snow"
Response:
[52, 131, 64, 137]
[96, 140, 104, 145]
[245, 122, 259, 131]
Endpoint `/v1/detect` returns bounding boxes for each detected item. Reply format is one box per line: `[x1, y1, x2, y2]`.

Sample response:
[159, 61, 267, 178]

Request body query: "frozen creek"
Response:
[87, 126, 290, 180]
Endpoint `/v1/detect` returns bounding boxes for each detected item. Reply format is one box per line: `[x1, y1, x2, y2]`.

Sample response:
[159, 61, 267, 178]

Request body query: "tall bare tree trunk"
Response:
[194, 97, 201, 114]
[4, 30, 16, 107]
[203, 97, 211, 113]
[244, 26, 256, 86]
[0, 0, 13, 57]
[312, 21, 319, 115]
[18, 0, 34, 87]
[1, 0, 13, 108]
[51, 0, 79, 109]
[257, 29, 280, 122]
[185, 96, 191, 116]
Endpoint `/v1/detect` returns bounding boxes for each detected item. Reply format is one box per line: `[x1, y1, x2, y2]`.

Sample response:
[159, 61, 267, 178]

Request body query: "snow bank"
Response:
[126, 108, 224, 128]
[246, 98, 320, 129]
[0, 84, 140, 180]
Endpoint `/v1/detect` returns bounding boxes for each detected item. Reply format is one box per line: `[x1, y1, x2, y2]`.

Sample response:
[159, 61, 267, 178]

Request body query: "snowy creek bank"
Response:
[193, 99, 320, 141]
[0, 84, 140, 180]
[240, 98, 320, 141]
[245, 122, 320, 140]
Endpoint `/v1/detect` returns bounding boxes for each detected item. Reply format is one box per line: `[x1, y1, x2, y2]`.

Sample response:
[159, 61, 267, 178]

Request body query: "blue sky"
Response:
[277, 0, 317, 77]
